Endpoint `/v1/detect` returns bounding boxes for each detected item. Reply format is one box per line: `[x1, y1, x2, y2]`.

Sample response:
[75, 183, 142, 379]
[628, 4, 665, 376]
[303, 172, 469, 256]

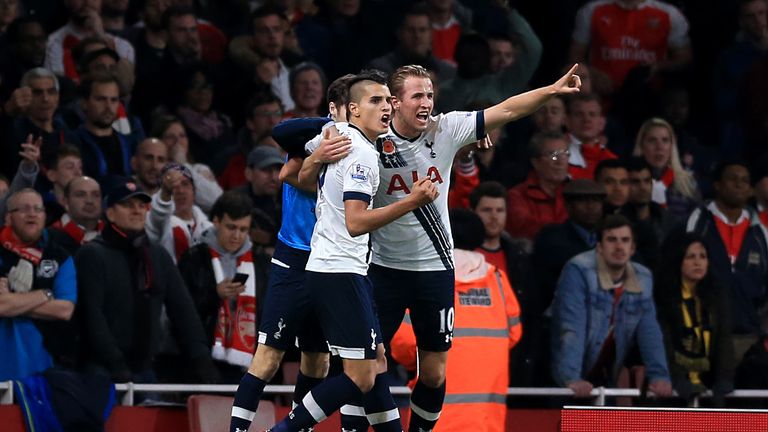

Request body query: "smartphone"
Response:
[232, 273, 249, 285]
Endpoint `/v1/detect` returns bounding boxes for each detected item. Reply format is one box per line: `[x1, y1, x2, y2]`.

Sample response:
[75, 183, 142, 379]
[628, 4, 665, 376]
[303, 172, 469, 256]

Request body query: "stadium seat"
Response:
[188, 395, 275, 432]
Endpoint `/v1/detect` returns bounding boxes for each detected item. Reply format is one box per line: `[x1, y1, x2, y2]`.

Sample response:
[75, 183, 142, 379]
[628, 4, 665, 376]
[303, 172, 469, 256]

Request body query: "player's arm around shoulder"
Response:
[297, 126, 351, 188]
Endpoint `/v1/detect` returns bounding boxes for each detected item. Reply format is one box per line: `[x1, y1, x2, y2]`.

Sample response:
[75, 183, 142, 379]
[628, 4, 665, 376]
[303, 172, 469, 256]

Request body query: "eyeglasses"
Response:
[9, 205, 45, 215]
[543, 149, 570, 161]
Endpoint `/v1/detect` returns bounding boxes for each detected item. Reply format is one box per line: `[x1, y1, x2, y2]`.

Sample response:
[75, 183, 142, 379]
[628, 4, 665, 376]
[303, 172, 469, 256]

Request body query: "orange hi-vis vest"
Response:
[391, 249, 522, 432]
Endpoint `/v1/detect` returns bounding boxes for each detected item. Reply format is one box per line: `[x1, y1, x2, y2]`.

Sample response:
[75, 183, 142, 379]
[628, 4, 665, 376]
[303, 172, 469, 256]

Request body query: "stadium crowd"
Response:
[1, 0, 768, 430]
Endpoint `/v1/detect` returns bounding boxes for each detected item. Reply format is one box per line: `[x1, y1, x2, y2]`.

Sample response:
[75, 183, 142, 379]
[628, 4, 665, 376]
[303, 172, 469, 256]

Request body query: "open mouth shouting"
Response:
[416, 111, 429, 124]
[380, 113, 391, 127]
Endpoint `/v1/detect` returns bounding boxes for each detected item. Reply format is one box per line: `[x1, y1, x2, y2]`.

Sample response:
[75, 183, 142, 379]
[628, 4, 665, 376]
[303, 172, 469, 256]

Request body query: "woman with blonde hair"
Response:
[633, 117, 700, 220]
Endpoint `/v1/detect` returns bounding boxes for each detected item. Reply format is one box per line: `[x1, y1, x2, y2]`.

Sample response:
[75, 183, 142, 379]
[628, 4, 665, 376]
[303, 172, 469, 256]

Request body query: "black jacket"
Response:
[685, 206, 768, 335]
[75, 233, 214, 381]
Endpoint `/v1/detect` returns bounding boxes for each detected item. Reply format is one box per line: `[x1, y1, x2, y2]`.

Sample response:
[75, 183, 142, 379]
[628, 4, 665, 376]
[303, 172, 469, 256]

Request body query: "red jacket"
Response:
[568, 142, 617, 180]
[506, 172, 567, 240]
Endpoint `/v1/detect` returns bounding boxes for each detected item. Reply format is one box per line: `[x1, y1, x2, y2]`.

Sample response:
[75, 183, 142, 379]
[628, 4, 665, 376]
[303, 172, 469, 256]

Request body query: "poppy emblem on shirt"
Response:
[382, 139, 396, 154]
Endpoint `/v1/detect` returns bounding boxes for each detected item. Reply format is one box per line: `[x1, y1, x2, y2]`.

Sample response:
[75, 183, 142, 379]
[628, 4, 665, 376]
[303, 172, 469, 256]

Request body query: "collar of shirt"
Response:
[707, 201, 749, 226]
[568, 134, 586, 168]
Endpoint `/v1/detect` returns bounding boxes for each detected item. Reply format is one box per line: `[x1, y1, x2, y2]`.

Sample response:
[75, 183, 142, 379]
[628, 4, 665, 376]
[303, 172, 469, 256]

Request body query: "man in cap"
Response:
[145, 162, 212, 263]
[551, 214, 672, 399]
[75, 179, 218, 384]
[527, 179, 606, 387]
[0, 187, 77, 380]
[237, 145, 284, 227]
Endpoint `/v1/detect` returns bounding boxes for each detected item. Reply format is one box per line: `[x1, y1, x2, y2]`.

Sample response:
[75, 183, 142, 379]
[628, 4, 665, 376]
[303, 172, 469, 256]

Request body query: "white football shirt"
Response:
[371, 111, 484, 271]
[306, 123, 380, 276]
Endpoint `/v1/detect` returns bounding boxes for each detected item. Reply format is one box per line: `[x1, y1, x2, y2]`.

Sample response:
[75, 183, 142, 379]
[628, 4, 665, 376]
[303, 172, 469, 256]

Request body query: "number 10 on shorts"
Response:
[439, 307, 455, 343]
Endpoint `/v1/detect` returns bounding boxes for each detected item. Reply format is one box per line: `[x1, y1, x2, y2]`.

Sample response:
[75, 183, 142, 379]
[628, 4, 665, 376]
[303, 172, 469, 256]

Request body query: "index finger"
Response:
[565, 63, 579, 77]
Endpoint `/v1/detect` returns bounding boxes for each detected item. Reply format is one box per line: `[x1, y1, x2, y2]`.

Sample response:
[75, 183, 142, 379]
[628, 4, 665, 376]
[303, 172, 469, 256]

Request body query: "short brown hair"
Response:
[388, 64, 431, 98]
[596, 214, 634, 242]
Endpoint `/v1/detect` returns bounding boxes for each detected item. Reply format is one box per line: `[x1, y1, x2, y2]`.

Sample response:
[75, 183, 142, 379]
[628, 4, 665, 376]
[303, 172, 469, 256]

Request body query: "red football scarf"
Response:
[660, 168, 675, 187]
[0, 226, 42, 265]
[210, 248, 257, 367]
[52, 214, 104, 245]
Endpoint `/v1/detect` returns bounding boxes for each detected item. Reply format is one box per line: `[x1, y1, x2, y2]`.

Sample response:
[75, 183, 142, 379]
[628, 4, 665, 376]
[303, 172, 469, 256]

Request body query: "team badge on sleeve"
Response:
[350, 164, 371, 183]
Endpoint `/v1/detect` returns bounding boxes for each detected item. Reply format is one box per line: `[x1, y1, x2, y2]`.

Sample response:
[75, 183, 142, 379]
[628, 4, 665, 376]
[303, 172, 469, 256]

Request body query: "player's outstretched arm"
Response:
[344, 177, 438, 237]
[484, 64, 582, 132]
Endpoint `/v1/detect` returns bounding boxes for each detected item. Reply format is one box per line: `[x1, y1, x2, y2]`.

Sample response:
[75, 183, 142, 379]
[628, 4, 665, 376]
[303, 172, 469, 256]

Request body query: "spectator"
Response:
[73, 72, 136, 188]
[130, 137, 167, 196]
[145, 163, 212, 263]
[425, 0, 471, 63]
[621, 157, 673, 269]
[175, 65, 235, 167]
[488, 32, 516, 74]
[178, 191, 266, 382]
[551, 214, 672, 398]
[632, 117, 700, 221]
[0, 188, 77, 380]
[237, 146, 283, 226]
[469, 181, 536, 388]
[3, 68, 70, 178]
[249, 207, 277, 257]
[49, 176, 103, 255]
[45, 0, 135, 81]
[74, 45, 144, 140]
[654, 232, 734, 406]
[471, 181, 527, 280]
[75, 179, 218, 384]
[531, 178, 603, 275]
[220, 92, 283, 190]
[753, 154, 768, 227]
[595, 158, 629, 214]
[230, 5, 296, 112]
[43, 144, 83, 225]
[152, 114, 223, 212]
[284, 61, 325, 119]
[0, 0, 19, 36]
[715, 0, 768, 158]
[100, 0, 130, 37]
[565, 93, 617, 180]
[0, 136, 42, 224]
[164, 4, 202, 66]
[390, 209, 521, 432]
[0, 17, 47, 102]
[531, 95, 566, 134]
[506, 131, 569, 242]
[569, 0, 691, 95]
[367, 4, 456, 83]
[685, 160, 768, 361]
[437, 7, 542, 112]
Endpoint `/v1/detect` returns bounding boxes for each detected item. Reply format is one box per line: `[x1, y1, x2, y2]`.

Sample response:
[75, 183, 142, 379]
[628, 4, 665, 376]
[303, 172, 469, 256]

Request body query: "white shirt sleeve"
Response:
[44, 29, 66, 75]
[440, 111, 483, 153]
[665, 4, 690, 48]
[341, 149, 378, 202]
[571, 2, 595, 44]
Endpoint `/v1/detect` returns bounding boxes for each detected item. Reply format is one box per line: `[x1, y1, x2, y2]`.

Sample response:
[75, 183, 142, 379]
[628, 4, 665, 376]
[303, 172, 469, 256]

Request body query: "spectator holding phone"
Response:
[178, 191, 268, 382]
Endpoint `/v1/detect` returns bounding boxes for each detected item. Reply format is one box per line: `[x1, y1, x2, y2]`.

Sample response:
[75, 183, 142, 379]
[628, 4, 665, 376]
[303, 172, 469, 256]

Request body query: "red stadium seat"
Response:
[188, 395, 275, 432]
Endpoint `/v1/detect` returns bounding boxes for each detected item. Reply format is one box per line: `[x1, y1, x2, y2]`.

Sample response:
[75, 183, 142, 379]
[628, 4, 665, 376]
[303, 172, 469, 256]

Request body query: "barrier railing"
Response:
[0, 382, 763, 408]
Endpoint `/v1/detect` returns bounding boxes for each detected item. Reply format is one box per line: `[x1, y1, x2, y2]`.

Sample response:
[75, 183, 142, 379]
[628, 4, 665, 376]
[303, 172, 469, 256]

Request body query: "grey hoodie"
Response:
[201, 226, 253, 279]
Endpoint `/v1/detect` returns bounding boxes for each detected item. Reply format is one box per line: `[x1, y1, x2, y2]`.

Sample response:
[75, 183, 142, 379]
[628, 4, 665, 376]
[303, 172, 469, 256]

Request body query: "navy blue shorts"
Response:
[369, 264, 455, 352]
[306, 271, 382, 360]
[258, 241, 328, 353]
